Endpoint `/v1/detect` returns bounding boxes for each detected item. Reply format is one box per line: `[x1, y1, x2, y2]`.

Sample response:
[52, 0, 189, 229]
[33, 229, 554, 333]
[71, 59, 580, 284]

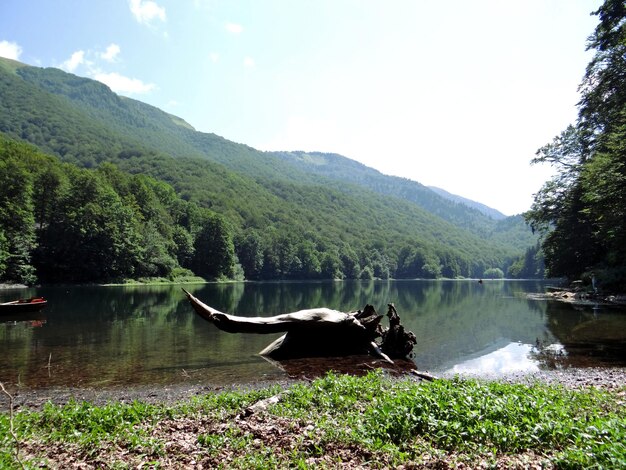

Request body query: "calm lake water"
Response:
[1, 280, 625, 389]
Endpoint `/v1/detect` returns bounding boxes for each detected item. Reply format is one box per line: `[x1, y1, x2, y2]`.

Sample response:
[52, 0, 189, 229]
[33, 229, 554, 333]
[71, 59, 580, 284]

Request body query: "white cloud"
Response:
[243, 56, 255, 68]
[193, 0, 215, 10]
[129, 0, 166, 25]
[225, 22, 243, 34]
[101, 44, 121, 62]
[61, 50, 85, 72]
[209, 52, 219, 63]
[0, 40, 22, 60]
[92, 71, 157, 94]
[55, 46, 156, 97]
[258, 115, 345, 154]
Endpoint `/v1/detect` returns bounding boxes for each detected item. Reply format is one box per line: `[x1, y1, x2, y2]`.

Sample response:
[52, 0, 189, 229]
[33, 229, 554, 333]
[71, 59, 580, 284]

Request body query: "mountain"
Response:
[269, 151, 532, 250]
[427, 186, 507, 220]
[0, 57, 538, 280]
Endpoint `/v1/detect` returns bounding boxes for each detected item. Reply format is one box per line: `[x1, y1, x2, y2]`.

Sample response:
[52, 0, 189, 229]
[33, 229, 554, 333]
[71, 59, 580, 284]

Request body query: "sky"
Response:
[0, 0, 602, 215]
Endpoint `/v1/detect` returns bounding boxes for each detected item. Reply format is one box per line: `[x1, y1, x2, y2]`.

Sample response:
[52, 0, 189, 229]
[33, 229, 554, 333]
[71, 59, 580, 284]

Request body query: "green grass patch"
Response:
[270, 372, 626, 467]
[1, 372, 625, 468]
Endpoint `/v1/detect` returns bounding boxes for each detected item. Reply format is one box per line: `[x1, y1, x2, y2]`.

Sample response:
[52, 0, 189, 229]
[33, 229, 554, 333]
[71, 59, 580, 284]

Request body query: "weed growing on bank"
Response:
[1, 372, 625, 468]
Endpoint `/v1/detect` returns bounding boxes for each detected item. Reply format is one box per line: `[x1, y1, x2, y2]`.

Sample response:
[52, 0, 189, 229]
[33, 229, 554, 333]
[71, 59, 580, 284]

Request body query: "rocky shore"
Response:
[528, 289, 626, 307]
[445, 366, 626, 391]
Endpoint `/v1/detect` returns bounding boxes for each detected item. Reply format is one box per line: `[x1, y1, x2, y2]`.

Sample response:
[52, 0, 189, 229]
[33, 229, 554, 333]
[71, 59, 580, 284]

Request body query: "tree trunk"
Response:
[183, 289, 417, 364]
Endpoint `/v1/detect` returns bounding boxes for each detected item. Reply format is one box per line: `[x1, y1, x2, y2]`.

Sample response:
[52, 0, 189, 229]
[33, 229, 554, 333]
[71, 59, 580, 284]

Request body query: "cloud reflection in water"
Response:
[448, 342, 540, 375]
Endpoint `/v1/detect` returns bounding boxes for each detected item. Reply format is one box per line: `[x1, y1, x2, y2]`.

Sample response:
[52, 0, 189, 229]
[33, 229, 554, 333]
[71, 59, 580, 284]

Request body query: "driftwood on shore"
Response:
[182, 289, 417, 365]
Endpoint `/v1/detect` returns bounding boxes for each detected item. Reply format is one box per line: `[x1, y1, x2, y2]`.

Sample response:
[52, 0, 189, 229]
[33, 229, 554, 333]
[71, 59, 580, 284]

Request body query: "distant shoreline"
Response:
[1, 278, 548, 290]
[528, 290, 626, 307]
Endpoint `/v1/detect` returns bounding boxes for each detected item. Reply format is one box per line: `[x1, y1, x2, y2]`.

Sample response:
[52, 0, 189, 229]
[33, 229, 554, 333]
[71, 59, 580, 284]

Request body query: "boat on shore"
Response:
[0, 297, 48, 315]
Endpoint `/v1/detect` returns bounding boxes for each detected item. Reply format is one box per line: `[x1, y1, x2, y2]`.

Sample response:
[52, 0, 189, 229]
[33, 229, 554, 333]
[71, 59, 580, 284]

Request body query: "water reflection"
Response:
[448, 343, 540, 375]
[534, 300, 626, 367]
[0, 280, 625, 389]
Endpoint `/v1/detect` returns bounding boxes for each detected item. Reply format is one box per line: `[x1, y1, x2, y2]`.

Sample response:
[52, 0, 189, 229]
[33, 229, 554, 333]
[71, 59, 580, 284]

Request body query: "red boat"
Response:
[0, 297, 48, 315]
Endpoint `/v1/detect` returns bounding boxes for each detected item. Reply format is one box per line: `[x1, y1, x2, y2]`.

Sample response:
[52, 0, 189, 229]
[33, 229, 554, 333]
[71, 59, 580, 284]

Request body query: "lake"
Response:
[1, 280, 625, 390]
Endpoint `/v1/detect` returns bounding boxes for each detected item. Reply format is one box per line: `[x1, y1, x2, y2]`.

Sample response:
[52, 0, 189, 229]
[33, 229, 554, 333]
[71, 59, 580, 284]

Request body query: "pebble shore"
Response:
[3, 366, 625, 412]
[443, 366, 626, 391]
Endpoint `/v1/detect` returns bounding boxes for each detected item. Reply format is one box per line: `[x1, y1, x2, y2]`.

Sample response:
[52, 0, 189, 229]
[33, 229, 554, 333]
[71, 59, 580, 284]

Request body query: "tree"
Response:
[421, 256, 442, 279]
[295, 242, 322, 279]
[0, 156, 37, 284]
[395, 244, 441, 279]
[507, 243, 545, 279]
[0, 230, 8, 279]
[34, 169, 144, 282]
[526, 0, 626, 287]
[33, 164, 67, 231]
[578, 0, 626, 139]
[136, 221, 177, 277]
[580, 112, 626, 268]
[359, 265, 374, 280]
[369, 249, 391, 279]
[172, 225, 195, 268]
[340, 248, 361, 279]
[483, 268, 504, 279]
[235, 231, 264, 280]
[320, 251, 343, 279]
[192, 214, 235, 280]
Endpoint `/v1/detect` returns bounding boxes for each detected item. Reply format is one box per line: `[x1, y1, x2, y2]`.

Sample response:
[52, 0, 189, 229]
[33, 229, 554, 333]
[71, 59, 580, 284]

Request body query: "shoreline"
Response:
[528, 290, 626, 307]
[3, 366, 625, 412]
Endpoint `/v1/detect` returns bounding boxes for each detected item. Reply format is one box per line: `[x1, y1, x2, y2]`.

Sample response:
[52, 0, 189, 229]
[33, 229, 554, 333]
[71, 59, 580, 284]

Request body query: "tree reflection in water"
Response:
[1, 280, 625, 389]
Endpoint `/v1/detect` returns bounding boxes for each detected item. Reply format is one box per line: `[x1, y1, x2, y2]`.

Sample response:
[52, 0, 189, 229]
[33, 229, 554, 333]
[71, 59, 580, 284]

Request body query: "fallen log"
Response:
[182, 289, 417, 364]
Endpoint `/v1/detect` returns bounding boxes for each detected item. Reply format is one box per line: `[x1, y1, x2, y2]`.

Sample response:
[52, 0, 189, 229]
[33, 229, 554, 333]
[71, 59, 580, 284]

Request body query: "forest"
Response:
[526, 0, 626, 291]
[1, 136, 544, 284]
[0, 137, 232, 284]
[0, 54, 544, 285]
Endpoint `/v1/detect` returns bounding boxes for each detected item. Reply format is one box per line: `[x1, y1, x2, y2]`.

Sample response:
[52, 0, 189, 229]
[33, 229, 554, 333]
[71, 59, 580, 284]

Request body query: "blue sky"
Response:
[0, 0, 601, 215]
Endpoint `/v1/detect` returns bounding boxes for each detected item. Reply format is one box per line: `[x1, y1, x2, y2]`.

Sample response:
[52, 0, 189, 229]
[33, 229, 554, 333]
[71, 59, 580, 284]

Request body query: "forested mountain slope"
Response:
[270, 151, 534, 251]
[0, 57, 538, 283]
[428, 186, 507, 220]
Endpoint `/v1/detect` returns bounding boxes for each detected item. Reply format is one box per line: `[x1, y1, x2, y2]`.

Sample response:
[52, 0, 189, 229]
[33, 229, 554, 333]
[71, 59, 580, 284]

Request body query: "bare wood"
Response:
[242, 392, 286, 416]
[182, 288, 366, 334]
[368, 341, 394, 364]
[182, 289, 417, 363]
[410, 370, 439, 382]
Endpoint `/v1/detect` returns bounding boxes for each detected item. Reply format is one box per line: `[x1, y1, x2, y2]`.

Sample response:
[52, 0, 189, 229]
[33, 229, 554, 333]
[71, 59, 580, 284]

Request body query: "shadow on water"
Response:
[262, 355, 419, 380]
[1, 280, 625, 389]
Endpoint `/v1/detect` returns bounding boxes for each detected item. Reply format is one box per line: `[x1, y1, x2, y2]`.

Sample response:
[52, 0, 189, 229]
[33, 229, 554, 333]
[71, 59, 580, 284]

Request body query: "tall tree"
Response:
[235, 231, 264, 280]
[0, 230, 8, 278]
[578, 0, 626, 271]
[192, 214, 235, 280]
[527, 0, 626, 287]
[0, 155, 37, 284]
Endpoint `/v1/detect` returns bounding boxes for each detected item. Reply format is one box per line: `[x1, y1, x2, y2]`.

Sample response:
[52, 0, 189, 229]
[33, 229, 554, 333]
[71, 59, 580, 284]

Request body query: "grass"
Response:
[1, 372, 625, 468]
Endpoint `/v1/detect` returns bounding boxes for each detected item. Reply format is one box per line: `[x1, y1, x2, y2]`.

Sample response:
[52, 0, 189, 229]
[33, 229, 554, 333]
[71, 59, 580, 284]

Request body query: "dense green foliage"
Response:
[271, 152, 536, 249]
[0, 136, 525, 284]
[0, 137, 233, 283]
[527, 0, 626, 290]
[506, 242, 545, 279]
[1, 372, 624, 467]
[0, 55, 540, 284]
